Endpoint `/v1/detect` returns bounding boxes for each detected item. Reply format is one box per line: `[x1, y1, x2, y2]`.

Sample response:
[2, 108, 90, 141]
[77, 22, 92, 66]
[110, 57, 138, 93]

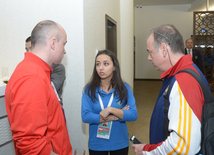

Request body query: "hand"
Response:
[99, 115, 119, 123]
[100, 107, 111, 120]
[122, 105, 130, 110]
[108, 115, 119, 121]
[132, 144, 146, 155]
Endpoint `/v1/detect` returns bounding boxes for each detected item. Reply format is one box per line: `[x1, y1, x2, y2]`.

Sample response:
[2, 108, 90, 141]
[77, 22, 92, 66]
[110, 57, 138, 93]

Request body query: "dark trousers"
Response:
[89, 147, 129, 155]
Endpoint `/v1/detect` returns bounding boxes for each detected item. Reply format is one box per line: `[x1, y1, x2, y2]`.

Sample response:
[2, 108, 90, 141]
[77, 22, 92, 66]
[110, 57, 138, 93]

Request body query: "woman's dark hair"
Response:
[84, 50, 128, 103]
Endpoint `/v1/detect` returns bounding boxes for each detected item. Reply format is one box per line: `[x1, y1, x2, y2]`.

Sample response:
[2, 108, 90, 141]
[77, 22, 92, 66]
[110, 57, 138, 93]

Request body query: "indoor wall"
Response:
[0, 0, 86, 152]
[83, 0, 134, 87]
[134, 4, 194, 79]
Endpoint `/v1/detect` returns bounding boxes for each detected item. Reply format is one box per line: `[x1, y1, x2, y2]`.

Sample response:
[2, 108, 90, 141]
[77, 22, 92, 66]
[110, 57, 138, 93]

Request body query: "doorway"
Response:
[105, 14, 117, 56]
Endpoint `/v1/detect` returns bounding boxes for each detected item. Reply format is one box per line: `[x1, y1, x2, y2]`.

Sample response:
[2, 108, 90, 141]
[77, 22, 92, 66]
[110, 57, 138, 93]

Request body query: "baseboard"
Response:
[134, 79, 162, 81]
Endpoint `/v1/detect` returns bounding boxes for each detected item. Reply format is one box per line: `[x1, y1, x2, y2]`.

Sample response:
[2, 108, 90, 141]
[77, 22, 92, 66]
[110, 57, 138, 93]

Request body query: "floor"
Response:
[127, 80, 162, 155]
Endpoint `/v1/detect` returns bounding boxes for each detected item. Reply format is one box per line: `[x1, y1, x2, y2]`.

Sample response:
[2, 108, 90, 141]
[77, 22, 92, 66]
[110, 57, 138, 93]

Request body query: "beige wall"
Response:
[83, 0, 120, 84]
[0, 0, 86, 152]
[83, 1, 134, 88]
[120, 0, 134, 88]
[134, 4, 194, 79]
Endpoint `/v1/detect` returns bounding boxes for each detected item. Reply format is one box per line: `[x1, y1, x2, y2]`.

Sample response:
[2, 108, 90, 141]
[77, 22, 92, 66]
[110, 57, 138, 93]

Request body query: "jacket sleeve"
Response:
[81, 91, 100, 124]
[121, 83, 138, 122]
[8, 77, 52, 155]
[142, 79, 202, 155]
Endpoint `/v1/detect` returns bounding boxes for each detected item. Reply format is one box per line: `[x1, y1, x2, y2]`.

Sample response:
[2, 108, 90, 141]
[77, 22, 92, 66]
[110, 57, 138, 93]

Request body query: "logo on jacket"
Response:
[117, 101, 121, 106]
[163, 85, 170, 99]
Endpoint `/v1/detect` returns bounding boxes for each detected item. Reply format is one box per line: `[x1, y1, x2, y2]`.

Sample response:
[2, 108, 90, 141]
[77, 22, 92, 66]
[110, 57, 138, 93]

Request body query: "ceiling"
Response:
[134, 0, 198, 6]
[134, 0, 212, 11]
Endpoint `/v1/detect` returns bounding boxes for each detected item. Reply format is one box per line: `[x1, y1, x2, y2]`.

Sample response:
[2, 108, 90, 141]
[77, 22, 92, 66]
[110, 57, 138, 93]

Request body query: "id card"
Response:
[97, 121, 112, 139]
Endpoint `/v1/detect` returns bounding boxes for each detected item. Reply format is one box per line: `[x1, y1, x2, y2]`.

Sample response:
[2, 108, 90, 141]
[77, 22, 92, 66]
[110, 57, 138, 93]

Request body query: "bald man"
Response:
[5, 20, 72, 155]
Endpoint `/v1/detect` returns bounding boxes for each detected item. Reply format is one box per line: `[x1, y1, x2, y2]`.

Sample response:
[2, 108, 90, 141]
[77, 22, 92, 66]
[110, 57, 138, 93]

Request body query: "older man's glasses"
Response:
[150, 30, 170, 45]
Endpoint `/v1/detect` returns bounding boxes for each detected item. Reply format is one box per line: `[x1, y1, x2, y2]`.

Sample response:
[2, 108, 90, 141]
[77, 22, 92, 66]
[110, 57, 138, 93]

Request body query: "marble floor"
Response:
[127, 80, 162, 155]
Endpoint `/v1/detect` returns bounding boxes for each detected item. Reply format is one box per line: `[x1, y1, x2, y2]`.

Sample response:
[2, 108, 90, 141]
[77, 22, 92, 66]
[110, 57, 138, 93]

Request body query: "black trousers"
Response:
[89, 146, 129, 155]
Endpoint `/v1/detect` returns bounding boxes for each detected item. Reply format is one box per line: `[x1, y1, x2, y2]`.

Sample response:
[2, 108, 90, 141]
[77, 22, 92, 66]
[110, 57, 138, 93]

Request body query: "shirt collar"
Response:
[186, 48, 192, 51]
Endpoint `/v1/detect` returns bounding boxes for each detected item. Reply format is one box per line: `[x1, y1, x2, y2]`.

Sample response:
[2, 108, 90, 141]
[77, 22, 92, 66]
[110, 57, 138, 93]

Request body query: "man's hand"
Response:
[132, 144, 146, 155]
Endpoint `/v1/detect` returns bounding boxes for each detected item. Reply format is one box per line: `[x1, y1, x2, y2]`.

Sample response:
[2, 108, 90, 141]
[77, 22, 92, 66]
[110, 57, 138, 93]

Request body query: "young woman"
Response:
[81, 50, 138, 155]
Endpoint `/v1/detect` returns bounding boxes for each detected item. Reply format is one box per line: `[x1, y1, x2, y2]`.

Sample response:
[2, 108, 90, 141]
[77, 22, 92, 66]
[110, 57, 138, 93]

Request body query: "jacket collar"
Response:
[24, 52, 53, 81]
[24, 52, 53, 72]
[161, 54, 193, 79]
[97, 86, 115, 95]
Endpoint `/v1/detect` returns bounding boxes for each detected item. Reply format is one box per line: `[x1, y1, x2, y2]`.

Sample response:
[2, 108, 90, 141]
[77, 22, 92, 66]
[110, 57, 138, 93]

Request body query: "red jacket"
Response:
[5, 52, 72, 155]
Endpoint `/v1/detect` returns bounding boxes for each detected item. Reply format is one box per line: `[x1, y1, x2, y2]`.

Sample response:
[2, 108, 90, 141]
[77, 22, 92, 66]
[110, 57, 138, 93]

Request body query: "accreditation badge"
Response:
[97, 121, 112, 139]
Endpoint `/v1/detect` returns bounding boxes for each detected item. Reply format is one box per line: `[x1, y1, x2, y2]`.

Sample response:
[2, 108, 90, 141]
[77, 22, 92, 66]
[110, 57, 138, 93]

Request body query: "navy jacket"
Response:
[185, 48, 204, 74]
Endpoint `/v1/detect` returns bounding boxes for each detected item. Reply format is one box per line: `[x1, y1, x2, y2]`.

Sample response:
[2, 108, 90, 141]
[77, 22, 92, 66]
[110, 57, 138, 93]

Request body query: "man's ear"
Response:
[161, 43, 167, 58]
[50, 38, 56, 50]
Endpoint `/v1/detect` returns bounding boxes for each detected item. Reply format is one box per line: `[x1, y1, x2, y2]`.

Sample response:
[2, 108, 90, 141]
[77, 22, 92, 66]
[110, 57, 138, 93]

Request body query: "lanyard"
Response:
[98, 93, 114, 110]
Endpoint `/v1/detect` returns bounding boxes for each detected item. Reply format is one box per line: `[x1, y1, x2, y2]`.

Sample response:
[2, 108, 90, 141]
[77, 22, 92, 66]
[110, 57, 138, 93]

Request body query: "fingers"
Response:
[131, 144, 145, 155]
[100, 111, 108, 120]
[100, 114, 108, 121]
[132, 144, 136, 148]
[104, 115, 119, 121]
[113, 116, 119, 121]
[123, 105, 130, 110]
